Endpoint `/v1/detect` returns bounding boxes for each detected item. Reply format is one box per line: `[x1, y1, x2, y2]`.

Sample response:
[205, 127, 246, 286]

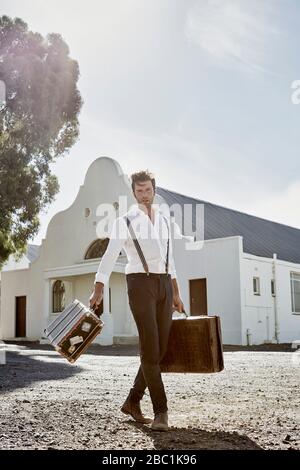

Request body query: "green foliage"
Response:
[0, 15, 83, 267]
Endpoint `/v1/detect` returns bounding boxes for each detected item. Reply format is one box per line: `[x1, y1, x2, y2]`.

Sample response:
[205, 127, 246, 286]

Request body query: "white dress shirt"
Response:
[94, 203, 177, 285]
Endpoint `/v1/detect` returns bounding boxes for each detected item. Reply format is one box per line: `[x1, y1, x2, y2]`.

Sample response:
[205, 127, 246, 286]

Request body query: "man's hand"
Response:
[171, 279, 185, 313]
[89, 282, 104, 310]
[172, 294, 185, 313]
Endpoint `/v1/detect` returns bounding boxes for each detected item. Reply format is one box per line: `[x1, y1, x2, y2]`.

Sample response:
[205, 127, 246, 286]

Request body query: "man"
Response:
[89, 170, 184, 432]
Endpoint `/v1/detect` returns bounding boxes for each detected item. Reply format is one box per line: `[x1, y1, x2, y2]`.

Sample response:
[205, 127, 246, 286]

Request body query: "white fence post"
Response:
[0, 341, 6, 365]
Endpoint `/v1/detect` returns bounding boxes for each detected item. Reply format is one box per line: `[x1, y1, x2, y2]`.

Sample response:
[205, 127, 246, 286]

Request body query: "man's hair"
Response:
[131, 170, 156, 193]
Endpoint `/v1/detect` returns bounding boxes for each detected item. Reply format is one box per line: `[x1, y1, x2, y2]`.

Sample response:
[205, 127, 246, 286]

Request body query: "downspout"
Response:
[272, 253, 280, 343]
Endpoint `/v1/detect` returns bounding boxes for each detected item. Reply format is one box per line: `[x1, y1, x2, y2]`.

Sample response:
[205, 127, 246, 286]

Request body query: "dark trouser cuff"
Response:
[128, 387, 144, 402]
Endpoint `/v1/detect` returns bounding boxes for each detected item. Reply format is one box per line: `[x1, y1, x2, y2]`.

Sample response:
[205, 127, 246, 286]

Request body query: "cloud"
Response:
[32, 110, 300, 245]
[184, 0, 281, 74]
[247, 179, 300, 229]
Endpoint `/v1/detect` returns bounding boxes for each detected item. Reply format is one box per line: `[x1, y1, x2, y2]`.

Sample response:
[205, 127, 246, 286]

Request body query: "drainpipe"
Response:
[272, 253, 280, 343]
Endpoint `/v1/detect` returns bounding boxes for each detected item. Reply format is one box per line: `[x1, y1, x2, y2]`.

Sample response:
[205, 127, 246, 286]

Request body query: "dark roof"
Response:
[156, 187, 300, 265]
[26, 244, 40, 263]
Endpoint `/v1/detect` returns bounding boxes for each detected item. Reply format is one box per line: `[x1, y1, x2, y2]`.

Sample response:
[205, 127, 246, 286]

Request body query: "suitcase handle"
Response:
[89, 304, 102, 318]
[172, 308, 188, 317]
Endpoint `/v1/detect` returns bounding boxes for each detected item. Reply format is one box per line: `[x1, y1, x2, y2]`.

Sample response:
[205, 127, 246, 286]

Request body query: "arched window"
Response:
[53, 280, 66, 313]
[85, 238, 110, 259]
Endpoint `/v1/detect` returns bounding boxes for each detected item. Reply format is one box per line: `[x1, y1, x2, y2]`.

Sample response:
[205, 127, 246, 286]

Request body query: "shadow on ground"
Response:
[3, 341, 140, 356]
[126, 421, 263, 450]
[3, 340, 294, 356]
[0, 347, 84, 393]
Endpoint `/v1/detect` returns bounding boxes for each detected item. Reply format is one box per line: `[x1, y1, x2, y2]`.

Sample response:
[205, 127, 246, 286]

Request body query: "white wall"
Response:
[0, 270, 41, 339]
[4, 157, 298, 346]
[0, 244, 46, 340]
[173, 235, 243, 345]
[40, 270, 136, 344]
[241, 253, 300, 344]
[240, 255, 275, 344]
[0, 253, 30, 329]
[0, 269, 29, 339]
[273, 258, 300, 342]
[1, 253, 30, 272]
[0, 158, 133, 341]
[110, 272, 130, 336]
[73, 274, 93, 310]
[40, 157, 135, 271]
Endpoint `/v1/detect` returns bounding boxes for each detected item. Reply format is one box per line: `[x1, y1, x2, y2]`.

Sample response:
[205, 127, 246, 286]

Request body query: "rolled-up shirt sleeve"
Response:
[94, 217, 127, 285]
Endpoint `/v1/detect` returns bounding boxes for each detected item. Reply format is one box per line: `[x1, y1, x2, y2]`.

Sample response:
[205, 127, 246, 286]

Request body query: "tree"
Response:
[0, 15, 83, 267]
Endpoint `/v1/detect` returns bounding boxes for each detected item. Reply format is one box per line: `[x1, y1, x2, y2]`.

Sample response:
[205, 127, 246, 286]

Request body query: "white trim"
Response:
[43, 260, 126, 279]
[191, 235, 242, 246]
[290, 272, 300, 314]
[271, 279, 276, 297]
[43, 279, 51, 333]
[0, 340, 6, 365]
[243, 252, 300, 269]
[99, 285, 114, 345]
[253, 276, 261, 295]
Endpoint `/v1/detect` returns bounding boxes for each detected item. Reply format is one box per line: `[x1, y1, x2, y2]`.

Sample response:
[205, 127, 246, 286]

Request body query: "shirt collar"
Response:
[129, 203, 161, 216]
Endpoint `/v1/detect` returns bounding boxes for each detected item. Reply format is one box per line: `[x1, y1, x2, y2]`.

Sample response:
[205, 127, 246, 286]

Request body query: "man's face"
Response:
[133, 180, 155, 208]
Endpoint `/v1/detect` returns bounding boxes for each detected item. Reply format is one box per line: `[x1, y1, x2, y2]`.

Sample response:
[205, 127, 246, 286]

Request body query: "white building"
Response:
[0, 157, 299, 345]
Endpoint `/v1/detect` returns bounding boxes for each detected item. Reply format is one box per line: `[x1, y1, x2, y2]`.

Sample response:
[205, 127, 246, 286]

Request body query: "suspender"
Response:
[125, 214, 170, 276]
[164, 217, 169, 275]
[125, 216, 150, 276]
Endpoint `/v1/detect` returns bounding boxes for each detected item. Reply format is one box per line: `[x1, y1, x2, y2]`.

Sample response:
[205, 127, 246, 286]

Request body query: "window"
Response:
[271, 279, 276, 296]
[85, 238, 123, 260]
[290, 273, 300, 314]
[53, 280, 66, 313]
[85, 238, 110, 259]
[253, 277, 260, 295]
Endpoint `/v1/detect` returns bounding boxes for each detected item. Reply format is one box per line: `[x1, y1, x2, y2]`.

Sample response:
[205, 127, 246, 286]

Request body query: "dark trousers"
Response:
[126, 273, 173, 415]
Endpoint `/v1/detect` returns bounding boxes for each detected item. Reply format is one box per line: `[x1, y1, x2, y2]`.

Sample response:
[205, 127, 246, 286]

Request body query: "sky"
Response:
[1, 0, 300, 244]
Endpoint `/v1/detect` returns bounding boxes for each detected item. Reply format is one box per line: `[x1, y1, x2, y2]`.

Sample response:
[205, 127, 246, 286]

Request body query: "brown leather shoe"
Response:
[120, 399, 152, 424]
[150, 411, 168, 431]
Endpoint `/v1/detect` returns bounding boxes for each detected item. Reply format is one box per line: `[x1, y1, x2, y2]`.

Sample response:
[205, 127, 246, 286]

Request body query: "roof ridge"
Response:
[157, 186, 300, 233]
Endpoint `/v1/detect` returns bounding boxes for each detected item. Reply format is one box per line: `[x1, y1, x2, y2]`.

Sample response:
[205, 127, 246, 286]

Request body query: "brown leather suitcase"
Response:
[44, 299, 104, 363]
[160, 314, 224, 373]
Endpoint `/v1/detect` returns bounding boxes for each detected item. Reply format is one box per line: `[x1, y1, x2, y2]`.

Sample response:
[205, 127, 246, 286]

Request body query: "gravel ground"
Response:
[0, 342, 299, 451]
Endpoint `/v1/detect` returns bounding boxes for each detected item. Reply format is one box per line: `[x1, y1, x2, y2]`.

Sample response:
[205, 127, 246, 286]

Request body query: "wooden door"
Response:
[16, 296, 26, 337]
[189, 279, 207, 316]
